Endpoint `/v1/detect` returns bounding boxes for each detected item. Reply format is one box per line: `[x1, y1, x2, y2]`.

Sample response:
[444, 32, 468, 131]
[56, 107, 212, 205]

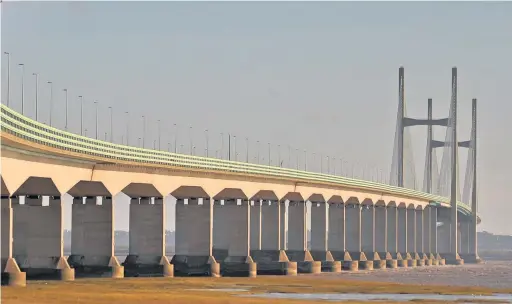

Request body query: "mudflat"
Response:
[306, 261, 512, 289]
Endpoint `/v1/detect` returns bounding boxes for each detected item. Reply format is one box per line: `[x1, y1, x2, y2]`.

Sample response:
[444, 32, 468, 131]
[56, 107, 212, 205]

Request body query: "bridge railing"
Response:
[0, 104, 471, 214]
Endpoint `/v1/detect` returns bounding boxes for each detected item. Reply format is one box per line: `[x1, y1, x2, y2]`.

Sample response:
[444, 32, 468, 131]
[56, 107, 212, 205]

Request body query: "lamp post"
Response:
[125, 111, 129, 145]
[63, 88, 68, 130]
[278, 144, 281, 166]
[109, 106, 113, 142]
[257, 140, 260, 164]
[142, 115, 146, 148]
[33, 73, 39, 121]
[78, 96, 83, 135]
[233, 135, 237, 159]
[94, 101, 98, 139]
[205, 129, 209, 157]
[189, 126, 193, 154]
[174, 123, 178, 153]
[304, 150, 307, 171]
[47, 81, 53, 126]
[245, 137, 249, 162]
[157, 119, 161, 149]
[19, 63, 25, 114]
[268, 142, 271, 166]
[4, 52, 10, 106]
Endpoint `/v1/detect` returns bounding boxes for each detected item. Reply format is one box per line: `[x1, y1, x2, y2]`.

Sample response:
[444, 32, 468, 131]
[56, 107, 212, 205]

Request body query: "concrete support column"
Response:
[68, 196, 123, 278]
[375, 206, 387, 253]
[387, 206, 398, 255]
[345, 204, 361, 254]
[172, 198, 218, 277]
[311, 202, 339, 272]
[439, 221, 451, 255]
[430, 207, 438, 255]
[361, 205, 375, 253]
[213, 199, 255, 277]
[1, 196, 26, 286]
[280, 202, 287, 250]
[287, 200, 320, 273]
[125, 197, 172, 277]
[328, 203, 345, 259]
[406, 208, 416, 254]
[250, 201, 262, 251]
[415, 208, 426, 266]
[12, 195, 74, 280]
[397, 207, 407, 254]
[251, 200, 295, 276]
[460, 220, 470, 255]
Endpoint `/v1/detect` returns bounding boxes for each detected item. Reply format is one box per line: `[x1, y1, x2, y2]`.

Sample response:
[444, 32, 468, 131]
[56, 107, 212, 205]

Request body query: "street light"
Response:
[125, 111, 129, 145]
[268, 142, 271, 166]
[189, 126, 193, 154]
[78, 96, 83, 135]
[205, 129, 209, 157]
[304, 150, 307, 171]
[4, 52, 10, 106]
[245, 137, 249, 162]
[257, 140, 260, 164]
[142, 115, 146, 148]
[47, 81, 53, 126]
[278, 145, 281, 166]
[233, 135, 237, 159]
[157, 119, 161, 150]
[109, 106, 113, 142]
[33, 73, 39, 121]
[94, 101, 98, 139]
[63, 89, 68, 130]
[174, 123, 178, 153]
[18, 63, 25, 114]
[220, 132, 224, 159]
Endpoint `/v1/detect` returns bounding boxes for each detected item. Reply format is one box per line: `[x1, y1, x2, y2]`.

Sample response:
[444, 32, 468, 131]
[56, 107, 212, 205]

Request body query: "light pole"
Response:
[327, 156, 330, 174]
[288, 145, 291, 169]
[233, 135, 237, 159]
[296, 148, 299, 169]
[157, 119, 161, 149]
[268, 142, 271, 166]
[312, 152, 316, 172]
[33, 73, 39, 121]
[18, 63, 25, 114]
[47, 81, 53, 126]
[125, 111, 129, 145]
[109, 106, 113, 142]
[174, 123, 177, 153]
[142, 115, 146, 148]
[4, 52, 10, 106]
[94, 101, 98, 139]
[278, 145, 281, 166]
[189, 126, 193, 154]
[333, 157, 336, 175]
[257, 140, 260, 164]
[304, 150, 307, 171]
[78, 96, 83, 135]
[245, 137, 249, 162]
[220, 132, 224, 159]
[205, 129, 209, 157]
[63, 89, 68, 130]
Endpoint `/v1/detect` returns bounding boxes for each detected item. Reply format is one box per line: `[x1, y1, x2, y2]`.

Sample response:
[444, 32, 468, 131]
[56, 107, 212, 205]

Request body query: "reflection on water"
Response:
[241, 293, 512, 302]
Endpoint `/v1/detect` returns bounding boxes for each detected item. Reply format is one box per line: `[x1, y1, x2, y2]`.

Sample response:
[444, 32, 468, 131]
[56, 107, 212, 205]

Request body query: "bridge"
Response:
[1, 67, 481, 287]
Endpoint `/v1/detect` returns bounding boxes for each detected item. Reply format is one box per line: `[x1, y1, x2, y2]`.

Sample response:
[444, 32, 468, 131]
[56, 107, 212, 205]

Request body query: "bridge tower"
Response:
[390, 67, 480, 264]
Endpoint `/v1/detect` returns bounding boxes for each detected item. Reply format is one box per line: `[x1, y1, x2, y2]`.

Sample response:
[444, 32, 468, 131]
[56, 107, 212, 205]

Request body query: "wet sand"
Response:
[305, 261, 512, 289]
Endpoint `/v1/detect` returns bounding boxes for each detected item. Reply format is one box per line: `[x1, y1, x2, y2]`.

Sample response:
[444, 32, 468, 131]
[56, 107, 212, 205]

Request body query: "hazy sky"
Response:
[2, 2, 511, 234]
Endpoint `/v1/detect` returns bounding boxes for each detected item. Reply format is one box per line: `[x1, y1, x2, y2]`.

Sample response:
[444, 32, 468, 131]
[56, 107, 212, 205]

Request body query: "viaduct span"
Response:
[1, 67, 481, 287]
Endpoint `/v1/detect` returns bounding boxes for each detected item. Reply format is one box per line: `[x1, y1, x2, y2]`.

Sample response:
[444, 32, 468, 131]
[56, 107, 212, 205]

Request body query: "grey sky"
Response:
[1, 2, 511, 234]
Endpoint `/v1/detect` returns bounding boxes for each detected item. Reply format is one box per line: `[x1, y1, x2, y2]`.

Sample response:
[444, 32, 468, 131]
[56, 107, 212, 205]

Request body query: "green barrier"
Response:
[0, 104, 473, 215]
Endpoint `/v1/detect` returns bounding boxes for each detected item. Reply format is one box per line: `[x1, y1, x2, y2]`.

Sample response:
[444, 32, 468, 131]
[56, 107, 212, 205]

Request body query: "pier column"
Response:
[172, 195, 219, 277]
[406, 207, 418, 266]
[1, 194, 26, 286]
[460, 220, 470, 255]
[387, 204, 398, 256]
[280, 201, 287, 250]
[12, 194, 74, 280]
[375, 205, 387, 253]
[327, 198, 345, 259]
[124, 197, 172, 277]
[251, 194, 295, 276]
[311, 197, 339, 272]
[346, 203, 361, 255]
[397, 206, 407, 255]
[415, 207, 425, 266]
[213, 189, 256, 277]
[68, 196, 123, 278]
[423, 205, 437, 265]
[250, 200, 262, 251]
[287, 196, 320, 273]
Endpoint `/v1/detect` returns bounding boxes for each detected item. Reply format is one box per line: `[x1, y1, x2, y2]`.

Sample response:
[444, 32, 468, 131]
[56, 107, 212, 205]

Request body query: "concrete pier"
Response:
[397, 206, 408, 267]
[386, 204, 399, 268]
[250, 200, 262, 251]
[68, 196, 123, 278]
[1, 192, 26, 286]
[171, 186, 219, 277]
[286, 193, 320, 273]
[346, 202, 370, 269]
[251, 191, 296, 275]
[310, 196, 340, 272]
[375, 204, 392, 269]
[406, 207, 417, 267]
[362, 204, 383, 269]
[327, 195, 352, 269]
[124, 197, 172, 277]
[415, 207, 425, 266]
[212, 189, 256, 277]
[12, 194, 74, 280]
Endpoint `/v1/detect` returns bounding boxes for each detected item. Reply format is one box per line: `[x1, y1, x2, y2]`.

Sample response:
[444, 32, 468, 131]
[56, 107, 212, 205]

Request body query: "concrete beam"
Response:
[12, 177, 60, 196]
[122, 183, 162, 199]
[171, 186, 210, 200]
[67, 181, 111, 198]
